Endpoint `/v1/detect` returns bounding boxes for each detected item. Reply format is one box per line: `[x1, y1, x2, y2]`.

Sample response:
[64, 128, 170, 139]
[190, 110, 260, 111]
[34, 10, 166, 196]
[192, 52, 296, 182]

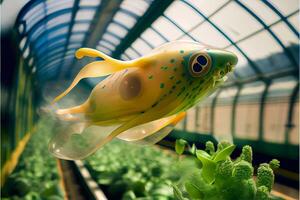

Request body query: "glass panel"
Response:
[267, 77, 297, 98]
[99, 40, 115, 50]
[47, 26, 68, 39]
[120, 0, 149, 16]
[30, 25, 45, 40]
[46, 0, 74, 15]
[113, 12, 136, 29]
[68, 43, 81, 50]
[72, 23, 90, 32]
[211, 1, 263, 42]
[271, 22, 299, 47]
[190, 21, 230, 48]
[164, 1, 202, 30]
[131, 38, 152, 55]
[186, 0, 228, 16]
[65, 49, 76, 56]
[121, 54, 130, 61]
[152, 16, 183, 41]
[28, 58, 34, 66]
[47, 13, 72, 29]
[107, 23, 128, 37]
[47, 39, 66, 48]
[239, 81, 265, 101]
[240, 0, 279, 25]
[23, 3, 44, 21]
[96, 46, 111, 55]
[141, 28, 166, 47]
[75, 9, 96, 21]
[26, 13, 45, 31]
[102, 33, 120, 46]
[238, 30, 290, 73]
[23, 3, 45, 31]
[270, 0, 299, 15]
[19, 37, 27, 50]
[179, 35, 194, 41]
[69, 34, 85, 42]
[125, 47, 139, 59]
[290, 101, 299, 144]
[186, 109, 197, 132]
[217, 87, 238, 104]
[79, 0, 101, 7]
[288, 13, 299, 32]
[23, 47, 30, 59]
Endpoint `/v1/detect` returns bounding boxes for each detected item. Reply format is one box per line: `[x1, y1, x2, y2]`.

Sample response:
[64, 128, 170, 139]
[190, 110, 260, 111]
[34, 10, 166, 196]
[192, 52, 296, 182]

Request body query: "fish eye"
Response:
[189, 53, 211, 77]
[192, 63, 202, 73]
[197, 55, 207, 66]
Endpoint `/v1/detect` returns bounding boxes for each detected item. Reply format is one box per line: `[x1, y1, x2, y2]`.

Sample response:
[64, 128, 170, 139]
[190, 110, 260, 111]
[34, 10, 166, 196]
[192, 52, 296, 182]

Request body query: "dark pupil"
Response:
[197, 55, 207, 65]
[193, 63, 202, 73]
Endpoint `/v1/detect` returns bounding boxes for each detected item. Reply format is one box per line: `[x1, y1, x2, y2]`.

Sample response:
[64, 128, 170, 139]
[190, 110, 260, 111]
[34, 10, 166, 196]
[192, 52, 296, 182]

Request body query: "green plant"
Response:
[173, 140, 281, 200]
[84, 139, 180, 199]
[1, 117, 64, 200]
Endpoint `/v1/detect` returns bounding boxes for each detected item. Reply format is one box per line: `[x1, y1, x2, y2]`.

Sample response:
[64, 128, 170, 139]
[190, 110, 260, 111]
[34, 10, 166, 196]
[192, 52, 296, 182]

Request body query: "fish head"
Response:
[182, 48, 238, 82]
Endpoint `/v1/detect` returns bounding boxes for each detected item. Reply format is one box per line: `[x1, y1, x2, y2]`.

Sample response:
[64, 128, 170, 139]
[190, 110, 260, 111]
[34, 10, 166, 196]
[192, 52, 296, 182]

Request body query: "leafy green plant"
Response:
[173, 140, 281, 200]
[2, 117, 64, 200]
[84, 139, 180, 200]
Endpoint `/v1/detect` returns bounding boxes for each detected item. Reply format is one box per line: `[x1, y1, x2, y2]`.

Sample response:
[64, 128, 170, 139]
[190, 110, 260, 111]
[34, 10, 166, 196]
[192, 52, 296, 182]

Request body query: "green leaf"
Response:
[172, 184, 188, 200]
[189, 144, 197, 155]
[213, 145, 235, 162]
[185, 181, 203, 199]
[175, 139, 188, 155]
[196, 150, 216, 184]
[196, 150, 212, 160]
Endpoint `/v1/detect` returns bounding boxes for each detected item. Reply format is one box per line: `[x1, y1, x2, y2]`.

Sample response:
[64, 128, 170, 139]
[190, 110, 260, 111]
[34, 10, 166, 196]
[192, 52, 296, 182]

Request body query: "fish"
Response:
[49, 41, 238, 160]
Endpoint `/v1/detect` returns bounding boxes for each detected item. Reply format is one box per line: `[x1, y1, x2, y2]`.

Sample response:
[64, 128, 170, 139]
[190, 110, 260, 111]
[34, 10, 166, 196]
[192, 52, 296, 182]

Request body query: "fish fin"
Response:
[52, 48, 133, 104]
[56, 101, 89, 115]
[117, 112, 186, 142]
[48, 99, 185, 160]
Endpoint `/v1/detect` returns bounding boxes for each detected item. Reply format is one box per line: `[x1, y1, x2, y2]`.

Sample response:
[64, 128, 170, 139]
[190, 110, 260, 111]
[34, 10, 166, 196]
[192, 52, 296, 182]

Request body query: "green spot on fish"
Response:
[176, 80, 182, 84]
[148, 75, 153, 79]
[170, 59, 175, 63]
[169, 76, 174, 80]
[160, 83, 165, 89]
[180, 50, 184, 54]
[172, 85, 176, 90]
[161, 66, 168, 70]
[151, 102, 158, 108]
[102, 85, 106, 89]
[173, 67, 177, 72]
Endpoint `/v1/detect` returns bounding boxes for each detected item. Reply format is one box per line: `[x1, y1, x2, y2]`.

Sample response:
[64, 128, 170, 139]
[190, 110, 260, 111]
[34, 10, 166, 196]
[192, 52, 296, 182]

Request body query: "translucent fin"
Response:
[48, 122, 120, 160]
[56, 102, 88, 115]
[52, 48, 133, 104]
[49, 96, 185, 160]
[118, 112, 186, 142]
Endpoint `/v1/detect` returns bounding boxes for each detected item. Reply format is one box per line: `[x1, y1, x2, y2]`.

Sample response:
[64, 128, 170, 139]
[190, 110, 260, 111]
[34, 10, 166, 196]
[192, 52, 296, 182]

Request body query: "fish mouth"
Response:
[214, 62, 235, 80]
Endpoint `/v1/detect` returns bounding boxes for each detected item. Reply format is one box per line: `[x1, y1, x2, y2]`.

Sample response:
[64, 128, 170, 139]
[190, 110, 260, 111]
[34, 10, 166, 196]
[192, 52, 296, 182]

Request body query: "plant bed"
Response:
[84, 140, 181, 200]
[1, 117, 65, 200]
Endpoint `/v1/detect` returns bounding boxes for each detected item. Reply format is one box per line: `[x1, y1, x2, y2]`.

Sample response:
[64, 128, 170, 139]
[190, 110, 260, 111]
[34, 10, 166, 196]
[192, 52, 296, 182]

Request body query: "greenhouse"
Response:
[1, 0, 299, 199]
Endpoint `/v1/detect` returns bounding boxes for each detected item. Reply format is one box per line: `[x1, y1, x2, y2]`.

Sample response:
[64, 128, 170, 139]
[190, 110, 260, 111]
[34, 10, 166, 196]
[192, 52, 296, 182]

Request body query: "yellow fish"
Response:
[49, 41, 238, 160]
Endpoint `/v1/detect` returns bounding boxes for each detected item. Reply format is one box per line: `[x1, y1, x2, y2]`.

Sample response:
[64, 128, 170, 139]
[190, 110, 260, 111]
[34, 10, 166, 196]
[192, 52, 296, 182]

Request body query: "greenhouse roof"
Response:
[16, 0, 299, 87]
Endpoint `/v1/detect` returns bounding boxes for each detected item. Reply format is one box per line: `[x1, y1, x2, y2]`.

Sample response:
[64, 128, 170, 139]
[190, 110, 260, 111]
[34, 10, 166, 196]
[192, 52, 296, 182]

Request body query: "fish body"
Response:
[49, 41, 238, 160]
